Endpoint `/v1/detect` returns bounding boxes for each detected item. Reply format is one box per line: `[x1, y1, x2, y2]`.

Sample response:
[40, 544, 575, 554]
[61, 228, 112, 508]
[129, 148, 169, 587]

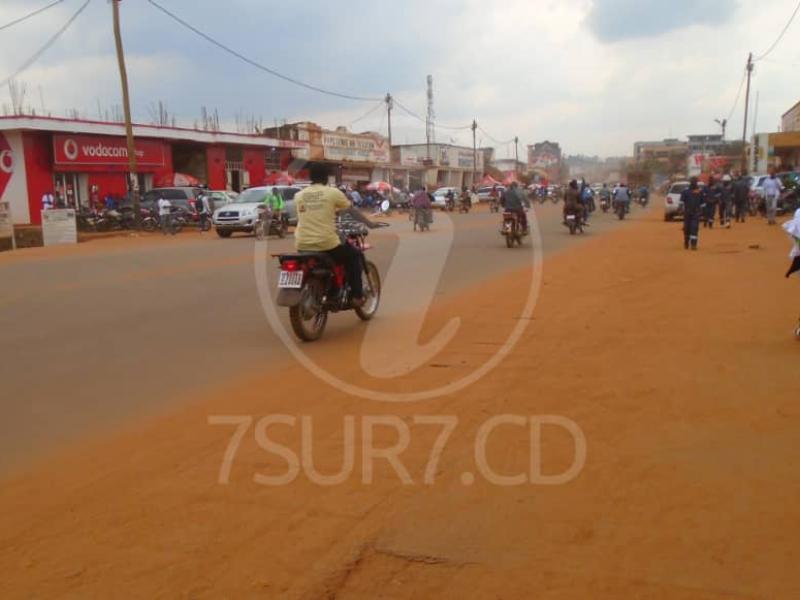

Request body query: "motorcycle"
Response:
[501, 210, 527, 248]
[254, 207, 287, 240]
[616, 200, 627, 220]
[458, 197, 471, 214]
[275, 219, 382, 342]
[564, 210, 584, 235]
[444, 196, 456, 212]
[600, 196, 610, 213]
[489, 198, 501, 213]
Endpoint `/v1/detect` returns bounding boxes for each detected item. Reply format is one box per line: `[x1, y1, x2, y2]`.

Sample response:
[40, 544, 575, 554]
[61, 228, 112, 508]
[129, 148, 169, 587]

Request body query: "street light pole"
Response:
[112, 0, 140, 224]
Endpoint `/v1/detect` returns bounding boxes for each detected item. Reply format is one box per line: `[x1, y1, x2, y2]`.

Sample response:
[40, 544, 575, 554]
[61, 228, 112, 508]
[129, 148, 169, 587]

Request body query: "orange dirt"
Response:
[1, 211, 799, 599]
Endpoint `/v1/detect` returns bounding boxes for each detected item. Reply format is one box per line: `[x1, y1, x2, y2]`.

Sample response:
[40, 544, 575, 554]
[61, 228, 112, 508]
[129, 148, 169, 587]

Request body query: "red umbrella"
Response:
[264, 171, 294, 185]
[155, 172, 201, 187]
[365, 181, 393, 192]
[479, 175, 502, 187]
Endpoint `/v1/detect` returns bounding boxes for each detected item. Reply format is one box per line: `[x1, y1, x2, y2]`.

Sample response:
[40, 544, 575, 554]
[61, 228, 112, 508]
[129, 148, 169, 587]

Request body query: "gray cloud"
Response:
[587, 0, 737, 42]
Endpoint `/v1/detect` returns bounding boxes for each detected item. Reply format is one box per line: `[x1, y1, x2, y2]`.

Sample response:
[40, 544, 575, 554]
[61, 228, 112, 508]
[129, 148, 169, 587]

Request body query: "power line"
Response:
[477, 124, 514, 145]
[0, 0, 65, 33]
[726, 67, 747, 122]
[0, 0, 90, 89]
[349, 100, 385, 128]
[146, 0, 382, 102]
[393, 98, 471, 130]
[754, 0, 800, 61]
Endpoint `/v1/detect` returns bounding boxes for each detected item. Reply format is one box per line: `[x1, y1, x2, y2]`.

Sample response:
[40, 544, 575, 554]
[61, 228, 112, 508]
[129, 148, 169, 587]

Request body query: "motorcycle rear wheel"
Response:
[505, 234, 514, 248]
[289, 280, 328, 342]
[356, 261, 381, 321]
[254, 220, 266, 241]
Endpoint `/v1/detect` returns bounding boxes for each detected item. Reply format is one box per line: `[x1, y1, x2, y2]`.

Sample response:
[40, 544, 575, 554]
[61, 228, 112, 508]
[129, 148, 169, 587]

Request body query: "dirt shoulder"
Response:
[1, 211, 798, 599]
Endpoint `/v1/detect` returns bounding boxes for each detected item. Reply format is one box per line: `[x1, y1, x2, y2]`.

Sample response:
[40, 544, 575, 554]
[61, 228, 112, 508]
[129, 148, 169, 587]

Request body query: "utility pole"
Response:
[741, 52, 754, 175]
[385, 93, 395, 192]
[752, 90, 760, 173]
[714, 118, 727, 139]
[471, 120, 478, 186]
[112, 0, 140, 224]
[514, 136, 519, 174]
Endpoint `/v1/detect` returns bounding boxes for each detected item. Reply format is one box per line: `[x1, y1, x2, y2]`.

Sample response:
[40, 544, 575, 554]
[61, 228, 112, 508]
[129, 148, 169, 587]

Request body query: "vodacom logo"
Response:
[63, 138, 79, 161]
[0, 149, 13, 174]
[254, 207, 544, 403]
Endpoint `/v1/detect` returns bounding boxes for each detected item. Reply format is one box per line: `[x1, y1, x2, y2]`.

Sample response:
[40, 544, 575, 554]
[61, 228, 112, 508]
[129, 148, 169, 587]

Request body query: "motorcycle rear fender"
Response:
[276, 288, 302, 307]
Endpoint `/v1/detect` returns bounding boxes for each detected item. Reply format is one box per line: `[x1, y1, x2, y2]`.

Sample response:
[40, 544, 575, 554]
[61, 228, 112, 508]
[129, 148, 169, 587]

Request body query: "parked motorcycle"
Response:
[501, 211, 527, 248]
[275, 220, 382, 342]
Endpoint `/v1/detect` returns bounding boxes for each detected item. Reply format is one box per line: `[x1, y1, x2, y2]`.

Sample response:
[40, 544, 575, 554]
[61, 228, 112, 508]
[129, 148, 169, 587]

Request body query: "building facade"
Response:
[527, 141, 562, 183]
[0, 115, 304, 225]
[781, 100, 800, 133]
[633, 139, 688, 162]
[392, 143, 483, 190]
[263, 122, 391, 187]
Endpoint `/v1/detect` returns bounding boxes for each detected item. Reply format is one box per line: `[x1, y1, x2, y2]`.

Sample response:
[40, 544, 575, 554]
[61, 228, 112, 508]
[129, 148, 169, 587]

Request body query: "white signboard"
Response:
[41, 209, 78, 247]
[322, 133, 390, 164]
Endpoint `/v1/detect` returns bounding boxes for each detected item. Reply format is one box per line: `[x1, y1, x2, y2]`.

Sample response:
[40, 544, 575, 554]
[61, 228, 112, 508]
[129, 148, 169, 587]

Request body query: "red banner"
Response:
[53, 134, 166, 167]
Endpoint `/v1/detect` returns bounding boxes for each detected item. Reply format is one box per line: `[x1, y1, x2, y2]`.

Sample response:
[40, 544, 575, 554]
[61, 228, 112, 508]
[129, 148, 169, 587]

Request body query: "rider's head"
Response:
[569, 180, 578, 190]
[271, 187, 278, 195]
[308, 162, 330, 185]
[689, 177, 699, 190]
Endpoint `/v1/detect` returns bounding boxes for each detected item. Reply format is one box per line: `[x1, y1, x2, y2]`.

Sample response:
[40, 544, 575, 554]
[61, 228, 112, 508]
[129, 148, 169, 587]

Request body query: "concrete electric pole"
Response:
[472, 120, 478, 186]
[112, 0, 140, 223]
[741, 52, 754, 175]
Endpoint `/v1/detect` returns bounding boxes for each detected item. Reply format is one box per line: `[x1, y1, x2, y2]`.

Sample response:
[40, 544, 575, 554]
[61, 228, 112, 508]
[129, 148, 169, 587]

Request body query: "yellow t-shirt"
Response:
[294, 184, 351, 251]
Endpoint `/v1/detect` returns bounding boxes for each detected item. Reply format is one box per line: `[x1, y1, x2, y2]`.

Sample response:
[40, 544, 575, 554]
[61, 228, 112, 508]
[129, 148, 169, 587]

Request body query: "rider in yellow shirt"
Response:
[294, 163, 364, 305]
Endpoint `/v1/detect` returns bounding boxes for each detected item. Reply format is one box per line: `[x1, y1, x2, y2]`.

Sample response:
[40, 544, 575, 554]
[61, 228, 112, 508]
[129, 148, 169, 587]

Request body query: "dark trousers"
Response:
[324, 244, 364, 298]
[734, 201, 747, 222]
[684, 213, 700, 248]
[703, 202, 716, 227]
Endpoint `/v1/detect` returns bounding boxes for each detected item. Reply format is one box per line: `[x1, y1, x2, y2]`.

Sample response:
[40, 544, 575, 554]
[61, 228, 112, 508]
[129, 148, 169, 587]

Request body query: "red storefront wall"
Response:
[243, 148, 266, 187]
[23, 132, 52, 225]
[206, 146, 226, 190]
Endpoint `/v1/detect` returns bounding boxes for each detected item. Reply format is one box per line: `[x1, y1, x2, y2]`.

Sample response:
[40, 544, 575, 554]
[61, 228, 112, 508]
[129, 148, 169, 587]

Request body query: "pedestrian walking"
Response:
[763, 172, 783, 225]
[733, 173, 749, 223]
[198, 193, 212, 232]
[703, 176, 720, 228]
[719, 175, 733, 228]
[681, 177, 704, 250]
[158, 194, 173, 235]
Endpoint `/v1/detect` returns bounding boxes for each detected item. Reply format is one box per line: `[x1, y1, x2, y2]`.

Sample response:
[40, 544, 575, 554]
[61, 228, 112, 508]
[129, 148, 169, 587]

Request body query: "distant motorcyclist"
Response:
[719, 175, 733, 228]
[563, 180, 582, 223]
[638, 186, 649, 206]
[703, 176, 721, 228]
[501, 181, 529, 234]
[613, 182, 630, 214]
[599, 183, 611, 211]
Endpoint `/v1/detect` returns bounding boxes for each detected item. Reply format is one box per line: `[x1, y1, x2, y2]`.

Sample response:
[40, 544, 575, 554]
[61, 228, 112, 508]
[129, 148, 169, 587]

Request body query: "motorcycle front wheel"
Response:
[356, 261, 381, 321]
[289, 279, 328, 342]
[254, 220, 266, 241]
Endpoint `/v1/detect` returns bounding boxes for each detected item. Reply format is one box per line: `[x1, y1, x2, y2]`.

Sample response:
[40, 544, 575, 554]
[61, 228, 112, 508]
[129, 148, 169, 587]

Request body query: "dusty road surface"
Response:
[1, 205, 799, 598]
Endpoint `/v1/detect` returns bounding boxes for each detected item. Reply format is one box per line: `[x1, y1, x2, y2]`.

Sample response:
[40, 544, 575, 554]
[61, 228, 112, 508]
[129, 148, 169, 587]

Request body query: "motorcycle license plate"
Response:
[278, 270, 303, 288]
[567, 215, 576, 220]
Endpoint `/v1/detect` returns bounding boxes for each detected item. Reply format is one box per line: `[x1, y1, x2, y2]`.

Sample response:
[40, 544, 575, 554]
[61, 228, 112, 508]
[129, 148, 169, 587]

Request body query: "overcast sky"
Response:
[0, 0, 798, 158]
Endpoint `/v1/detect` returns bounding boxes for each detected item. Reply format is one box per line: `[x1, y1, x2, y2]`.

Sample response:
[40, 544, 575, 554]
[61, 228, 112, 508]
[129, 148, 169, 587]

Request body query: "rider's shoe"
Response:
[351, 296, 366, 308]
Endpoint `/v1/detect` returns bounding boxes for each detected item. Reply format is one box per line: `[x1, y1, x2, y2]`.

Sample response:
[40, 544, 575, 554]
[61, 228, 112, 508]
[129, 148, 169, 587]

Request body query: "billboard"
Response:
[53, 134, 166, 167]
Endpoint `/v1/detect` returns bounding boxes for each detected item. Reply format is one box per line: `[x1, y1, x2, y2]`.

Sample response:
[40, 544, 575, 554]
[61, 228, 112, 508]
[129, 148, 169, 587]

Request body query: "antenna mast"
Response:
[426, 75, 435, 157]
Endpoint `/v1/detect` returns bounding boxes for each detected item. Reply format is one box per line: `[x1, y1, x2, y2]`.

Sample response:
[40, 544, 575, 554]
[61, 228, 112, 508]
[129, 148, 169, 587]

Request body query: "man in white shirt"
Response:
[158, 195, 173, 235]
[763, 172, 784, 225]
[41, 192, 54, 211]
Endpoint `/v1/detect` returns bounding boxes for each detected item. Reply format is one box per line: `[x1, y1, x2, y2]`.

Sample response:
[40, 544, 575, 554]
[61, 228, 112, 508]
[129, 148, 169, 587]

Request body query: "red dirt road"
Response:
[1, 211, 798, 598]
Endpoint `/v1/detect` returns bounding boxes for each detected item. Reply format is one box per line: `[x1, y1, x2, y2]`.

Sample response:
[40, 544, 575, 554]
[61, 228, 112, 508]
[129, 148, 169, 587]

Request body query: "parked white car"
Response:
[212, 185, 302, 237]
[432, 187, 458, 209]
[664, 180, 704, 221]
